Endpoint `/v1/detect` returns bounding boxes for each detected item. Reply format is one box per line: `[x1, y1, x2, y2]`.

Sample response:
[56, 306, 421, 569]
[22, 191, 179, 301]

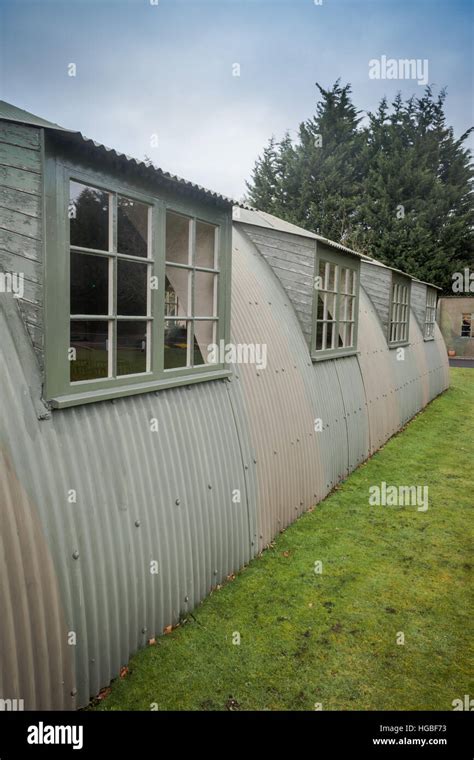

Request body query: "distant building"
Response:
[438, 297, 474, 358]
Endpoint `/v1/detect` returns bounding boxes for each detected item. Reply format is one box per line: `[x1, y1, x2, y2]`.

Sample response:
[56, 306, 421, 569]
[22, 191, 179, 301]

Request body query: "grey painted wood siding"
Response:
[241, 223, 315, 346]
[411, 281, 427, 331]
[0, 121, 43, 370]
[360, 261, 392, 336]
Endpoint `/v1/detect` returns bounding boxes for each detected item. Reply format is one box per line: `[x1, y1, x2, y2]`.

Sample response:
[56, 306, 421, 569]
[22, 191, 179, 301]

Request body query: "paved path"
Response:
[449, 358, 474, 368]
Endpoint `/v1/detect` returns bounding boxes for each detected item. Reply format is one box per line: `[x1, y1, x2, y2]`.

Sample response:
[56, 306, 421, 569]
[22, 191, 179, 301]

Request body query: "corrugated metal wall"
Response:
[0, 222, 449, 711]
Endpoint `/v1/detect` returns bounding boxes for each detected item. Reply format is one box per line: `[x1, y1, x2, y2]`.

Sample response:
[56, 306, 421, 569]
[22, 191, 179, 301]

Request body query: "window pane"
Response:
[117, 321, 147, 375]
[70, 252, 109, 315]
[70, 181, 109, 251]
[317, 293, 324, 320]
[194, 272, 217, 317]
[196, 221, 217, 268]
[117, 260, 148, 316]
[193, 320, 216, 365]
[117, 196, 149, 257]
[349, 270, 356, 295]
[166, 212, 191, 264]
[325, 293, 336, 319]
[326, 321, 334, 350]
[165, 267, 190, 317]
[318, 260, 327, 286]
[70, 320, 109, 381]
[347, 296, 355, 321]
[316, 321, 324, 350]
[339, 295, 347, 321]
[327, 264, 337, 292]
[164, 319, 189, 369]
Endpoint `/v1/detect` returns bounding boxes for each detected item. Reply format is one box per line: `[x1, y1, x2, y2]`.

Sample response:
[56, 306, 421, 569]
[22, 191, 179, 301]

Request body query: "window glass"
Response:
[70, 181, 109, 250]
[117, 260, 148, 316]
[194, 272, 217, 317]
[70, 320, 109, 381]
[166, 213, 191, 265]
[164, 320, 188, 369]
[195, 221, 217, 268]
[69, 181, 151, 384]
[70, 252, 109, 315]
[117, 196, 148, 257]
[314, 256, 357, 353]
[388, 278, 410, 345]
[117, 321, 147, 375]
[194, 321, 216, 365]
[165, 267, 190, 317]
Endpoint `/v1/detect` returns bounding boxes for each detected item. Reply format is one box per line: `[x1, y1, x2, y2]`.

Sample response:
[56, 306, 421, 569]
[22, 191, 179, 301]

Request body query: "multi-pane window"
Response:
[424, 288, 437, 340]
[69, 181, 152, 382]
[165, 211, 218, 369]
[313, 257, 358, 355]
[388, 276, 410, 345]
[461, 313, 473, 337]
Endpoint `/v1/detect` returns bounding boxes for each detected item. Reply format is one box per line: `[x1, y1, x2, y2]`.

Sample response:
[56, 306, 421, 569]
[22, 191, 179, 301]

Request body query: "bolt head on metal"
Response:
[72, 550, 79, 560]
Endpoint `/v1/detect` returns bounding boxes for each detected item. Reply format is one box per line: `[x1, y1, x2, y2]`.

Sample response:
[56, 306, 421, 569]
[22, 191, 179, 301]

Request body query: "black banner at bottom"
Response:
[0, 710, 470, 757]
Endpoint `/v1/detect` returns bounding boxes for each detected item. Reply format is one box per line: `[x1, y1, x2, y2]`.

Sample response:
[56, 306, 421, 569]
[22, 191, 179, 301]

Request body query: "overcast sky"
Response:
[1, 0, 472, 199]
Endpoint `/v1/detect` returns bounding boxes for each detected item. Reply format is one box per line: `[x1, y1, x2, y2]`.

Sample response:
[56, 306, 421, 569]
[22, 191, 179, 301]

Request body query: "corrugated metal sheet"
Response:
[0, 295, 255, 709]
[231, 226, 320, 548]
[0, 220, 449, 712]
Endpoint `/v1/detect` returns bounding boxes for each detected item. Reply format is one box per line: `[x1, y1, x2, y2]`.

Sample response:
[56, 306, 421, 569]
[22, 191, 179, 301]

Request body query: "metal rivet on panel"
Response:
[214, 569, 218, 575]
[175, 498, 180, 505]
[208, 484, 212, 490]
[71, 688, 77, 697]
[72, 551, 79, 560]
[135, 520, 141, 527]
[253, 458, 257, 464]
[185, 595, 189, 602]
[142, 627, 147, 634]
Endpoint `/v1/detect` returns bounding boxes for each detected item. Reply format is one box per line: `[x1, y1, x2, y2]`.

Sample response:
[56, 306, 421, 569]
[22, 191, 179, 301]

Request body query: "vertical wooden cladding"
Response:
[241, 224, 315, 347]
[0, 122, 44, 370]
[360, 260, 392, 338]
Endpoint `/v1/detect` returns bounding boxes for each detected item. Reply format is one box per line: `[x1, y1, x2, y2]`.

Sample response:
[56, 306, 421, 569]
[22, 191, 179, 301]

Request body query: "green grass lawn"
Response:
[92, 368, 473, 711]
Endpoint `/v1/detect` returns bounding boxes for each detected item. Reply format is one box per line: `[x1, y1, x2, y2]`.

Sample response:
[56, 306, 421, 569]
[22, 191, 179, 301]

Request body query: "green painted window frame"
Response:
[424, 287, 437, 341]
[388, 272, 411, 347]
[311, 244, 361, 361]
[43, 149, 232, 408]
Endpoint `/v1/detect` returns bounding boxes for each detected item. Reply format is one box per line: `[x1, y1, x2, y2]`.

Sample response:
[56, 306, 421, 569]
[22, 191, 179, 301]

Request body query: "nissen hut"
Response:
[0, 102, 449, 709]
